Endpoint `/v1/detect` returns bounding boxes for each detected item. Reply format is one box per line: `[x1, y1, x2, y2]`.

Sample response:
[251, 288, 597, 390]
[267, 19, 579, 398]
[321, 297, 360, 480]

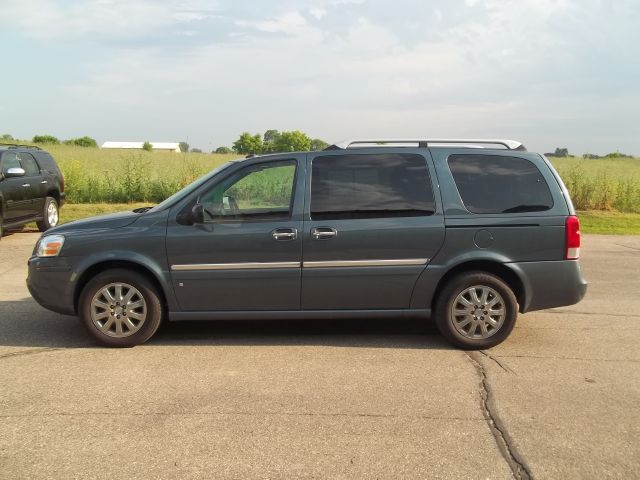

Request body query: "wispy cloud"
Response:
[3, 0, 218, 39]
[3, 0, 639, 153]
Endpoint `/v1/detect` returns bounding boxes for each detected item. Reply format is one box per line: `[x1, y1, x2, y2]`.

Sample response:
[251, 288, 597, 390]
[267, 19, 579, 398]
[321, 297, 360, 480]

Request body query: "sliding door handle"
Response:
[272, 228, 298, 241]
[312, 227, 337, 240]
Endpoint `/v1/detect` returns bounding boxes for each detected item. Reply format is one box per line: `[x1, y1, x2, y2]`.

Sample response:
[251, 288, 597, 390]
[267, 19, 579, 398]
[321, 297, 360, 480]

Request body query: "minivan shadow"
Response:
[152, 317, 448, 349]
[0, 298, 451, 350]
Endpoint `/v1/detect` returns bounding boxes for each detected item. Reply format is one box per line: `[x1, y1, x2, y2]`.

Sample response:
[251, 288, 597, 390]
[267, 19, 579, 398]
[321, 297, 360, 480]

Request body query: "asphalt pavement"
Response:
[0, 232, 638, 479]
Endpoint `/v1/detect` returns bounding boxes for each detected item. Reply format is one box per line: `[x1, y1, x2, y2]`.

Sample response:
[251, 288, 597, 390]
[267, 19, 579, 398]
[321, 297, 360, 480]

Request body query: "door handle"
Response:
[312, 227, 337, 240]
[272, 228, 298, 241]
[41, 180, 48, 184]
[21, 183, 31, 188]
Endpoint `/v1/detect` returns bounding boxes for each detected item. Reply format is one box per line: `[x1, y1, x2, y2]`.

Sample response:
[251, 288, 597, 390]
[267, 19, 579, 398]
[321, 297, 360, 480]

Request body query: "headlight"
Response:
[37, 235, 65, 257]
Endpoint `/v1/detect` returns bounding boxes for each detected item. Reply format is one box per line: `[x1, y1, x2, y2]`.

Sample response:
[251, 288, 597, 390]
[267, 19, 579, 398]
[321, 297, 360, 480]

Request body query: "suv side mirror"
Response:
[5, 167, 25, 178]
[191, 203, 205, 224]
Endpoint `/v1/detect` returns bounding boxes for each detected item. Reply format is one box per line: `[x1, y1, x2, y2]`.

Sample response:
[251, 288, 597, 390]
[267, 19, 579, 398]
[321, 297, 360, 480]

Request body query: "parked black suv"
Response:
[27, 139, 587, 349]
[0, 144, 65, 238]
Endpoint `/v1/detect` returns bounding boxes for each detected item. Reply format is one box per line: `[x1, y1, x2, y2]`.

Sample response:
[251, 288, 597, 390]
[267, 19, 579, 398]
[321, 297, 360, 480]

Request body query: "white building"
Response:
[101, 141, 182, 153]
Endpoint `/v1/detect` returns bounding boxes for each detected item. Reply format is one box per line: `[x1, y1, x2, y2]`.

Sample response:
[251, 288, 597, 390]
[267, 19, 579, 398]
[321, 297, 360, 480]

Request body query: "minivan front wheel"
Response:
[435, 272, 518, 350]
[79, 269, 163, 347]
[37, 197, 59, 232]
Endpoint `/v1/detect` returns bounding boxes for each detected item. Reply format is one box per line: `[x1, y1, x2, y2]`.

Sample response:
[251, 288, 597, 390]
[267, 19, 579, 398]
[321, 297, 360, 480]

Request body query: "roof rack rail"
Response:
[326, 139, 526, 151]
[0, 143, 42, 150]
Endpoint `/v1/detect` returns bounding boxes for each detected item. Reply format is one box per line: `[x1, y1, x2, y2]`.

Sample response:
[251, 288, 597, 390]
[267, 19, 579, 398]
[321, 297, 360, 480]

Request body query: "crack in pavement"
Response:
[492, 354, 640, 363]
[479, 350, 514, 374]
[614, 243, 640, 252]
[0, 347, 65, 359]
[0, 410, 483, 422]
[466, 352, 532, 480]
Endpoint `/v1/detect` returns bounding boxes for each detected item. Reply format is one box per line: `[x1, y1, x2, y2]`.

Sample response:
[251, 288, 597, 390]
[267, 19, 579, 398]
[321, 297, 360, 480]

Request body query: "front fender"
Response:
[67, 249, 178, 313]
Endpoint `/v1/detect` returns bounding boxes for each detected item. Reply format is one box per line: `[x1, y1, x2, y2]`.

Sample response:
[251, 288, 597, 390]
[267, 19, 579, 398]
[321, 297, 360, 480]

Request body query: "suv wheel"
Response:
[0, 210, 4, 240]
[435, 272, 518, 350]
[79, 269, 163, 347]
[37, 197, 59, 232]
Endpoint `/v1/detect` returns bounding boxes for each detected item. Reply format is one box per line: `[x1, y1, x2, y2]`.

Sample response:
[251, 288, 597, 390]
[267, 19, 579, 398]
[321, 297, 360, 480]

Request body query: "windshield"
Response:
[149, 161, 236, 212]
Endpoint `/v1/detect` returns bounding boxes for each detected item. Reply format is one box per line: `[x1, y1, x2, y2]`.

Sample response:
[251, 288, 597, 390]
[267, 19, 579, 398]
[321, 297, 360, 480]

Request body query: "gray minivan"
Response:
[27, 139, 587, 349]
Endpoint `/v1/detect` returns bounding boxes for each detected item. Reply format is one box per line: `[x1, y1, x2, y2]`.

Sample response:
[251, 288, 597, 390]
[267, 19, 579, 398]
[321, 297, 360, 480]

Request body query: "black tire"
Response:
[435, 271, 518, 350]
[36, 196, 59, 232]
[0, 210, 4, 240]
[79, 269, 163, 347]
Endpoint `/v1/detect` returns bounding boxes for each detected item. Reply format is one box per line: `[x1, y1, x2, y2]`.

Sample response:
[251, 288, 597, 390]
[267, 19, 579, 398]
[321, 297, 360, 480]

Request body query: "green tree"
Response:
[33, 134, 60, 144]
[262, 129, 281, 153]
[214, 146, 232, 154]
[233, 132, 263, 154]
[142, 141, 153, 152]
[179, 141, 189, 153]
[605, 151, 630, 158]
[1, 133, 14, 141]
[310, 138, 329, 151]
[190, 148, 203, 153]
[272, 130, 311, 152]
[64, 136, 97, 147]
[554, 147, 569, 157]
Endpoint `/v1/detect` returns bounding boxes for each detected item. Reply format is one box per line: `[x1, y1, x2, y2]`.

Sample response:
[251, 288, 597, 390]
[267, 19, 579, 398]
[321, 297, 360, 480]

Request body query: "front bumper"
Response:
[512, 260, 588, 313]
[26, 256, 76, 316]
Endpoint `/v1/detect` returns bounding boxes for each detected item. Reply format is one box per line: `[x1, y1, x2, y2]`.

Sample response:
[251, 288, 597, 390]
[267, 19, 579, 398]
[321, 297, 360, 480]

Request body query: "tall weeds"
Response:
[53, 147, 640, 213]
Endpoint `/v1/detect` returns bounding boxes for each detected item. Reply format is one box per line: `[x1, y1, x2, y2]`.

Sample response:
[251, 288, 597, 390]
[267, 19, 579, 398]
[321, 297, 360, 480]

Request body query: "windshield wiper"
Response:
[132, 206, 154, 213]
[502, 205, 549, 213]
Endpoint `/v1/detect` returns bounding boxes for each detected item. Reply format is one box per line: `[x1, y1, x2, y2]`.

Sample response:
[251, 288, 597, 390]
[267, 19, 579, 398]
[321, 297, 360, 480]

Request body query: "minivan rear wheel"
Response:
[435, 272, 518, 350]
[79, 269, 163, 347]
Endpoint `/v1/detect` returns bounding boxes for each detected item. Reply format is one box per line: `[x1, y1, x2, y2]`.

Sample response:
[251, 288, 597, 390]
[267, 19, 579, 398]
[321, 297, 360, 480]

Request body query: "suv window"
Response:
[200, 160, 296, 221]
[18, 152, 40, 176]
[1, 152, 21, 173]
[311, 153, 435, 220]
[448, 154, 553, 214]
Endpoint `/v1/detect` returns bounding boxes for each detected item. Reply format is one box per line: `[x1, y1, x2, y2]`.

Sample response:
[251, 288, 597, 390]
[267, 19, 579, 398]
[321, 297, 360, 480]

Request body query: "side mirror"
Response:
[191, 203, 205, 224]
[5, 167, 25, 178]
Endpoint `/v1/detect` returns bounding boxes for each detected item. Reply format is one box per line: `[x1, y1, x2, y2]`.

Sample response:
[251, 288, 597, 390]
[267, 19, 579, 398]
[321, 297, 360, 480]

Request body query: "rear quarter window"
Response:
[34, 152, 60, 174]
[448, 154, 553, 214]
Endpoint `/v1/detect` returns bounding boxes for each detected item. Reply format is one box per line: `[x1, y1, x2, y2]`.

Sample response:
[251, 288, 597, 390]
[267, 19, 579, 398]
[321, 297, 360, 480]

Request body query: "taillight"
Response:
[566, 215, 580, 260]
[60, 173, 65, 192]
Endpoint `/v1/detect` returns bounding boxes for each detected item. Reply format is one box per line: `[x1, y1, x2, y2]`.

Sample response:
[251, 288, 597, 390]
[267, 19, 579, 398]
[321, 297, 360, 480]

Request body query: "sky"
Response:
[1, 0, 638, 154]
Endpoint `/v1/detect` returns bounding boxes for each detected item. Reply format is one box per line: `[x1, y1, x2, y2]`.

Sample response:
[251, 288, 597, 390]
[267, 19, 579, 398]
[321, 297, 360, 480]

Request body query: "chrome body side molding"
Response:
[171, 258, 430, 271]
[303, 258, 429, 268]
[171, 262, 301, 271]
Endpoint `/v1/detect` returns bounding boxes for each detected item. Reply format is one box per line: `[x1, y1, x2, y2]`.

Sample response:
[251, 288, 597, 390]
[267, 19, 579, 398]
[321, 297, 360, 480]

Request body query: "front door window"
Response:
[200, 161, 296, 221]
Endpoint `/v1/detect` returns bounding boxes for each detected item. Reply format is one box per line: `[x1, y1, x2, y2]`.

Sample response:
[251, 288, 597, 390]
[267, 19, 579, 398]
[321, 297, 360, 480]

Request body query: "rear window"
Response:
[311, 153, 435, 220]
[448, 154, 553, 214]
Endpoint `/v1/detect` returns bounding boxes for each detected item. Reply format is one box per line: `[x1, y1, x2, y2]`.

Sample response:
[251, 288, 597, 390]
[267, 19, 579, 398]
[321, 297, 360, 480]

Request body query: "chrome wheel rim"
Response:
[90, 283, 147, 338]
[451, 285, 506, 340]
[47, 202, 59, 226]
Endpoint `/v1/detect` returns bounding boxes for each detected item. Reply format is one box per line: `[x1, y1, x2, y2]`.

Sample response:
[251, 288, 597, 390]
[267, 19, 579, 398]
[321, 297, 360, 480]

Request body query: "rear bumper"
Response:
[26, 256, 76, 315]
[59, 192, 66, 207]
[512, 260, 587, 313]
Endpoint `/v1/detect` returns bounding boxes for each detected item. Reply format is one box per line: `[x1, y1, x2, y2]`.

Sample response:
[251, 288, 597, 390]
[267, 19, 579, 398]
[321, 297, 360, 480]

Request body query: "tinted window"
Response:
[34, 152, 58, 174]
[199, 160, 296, 221]
[1, 153, 20, 173]
[18, 152, 40, 176]
[448, 155, 553, 214]
[311, 153, 435, 220]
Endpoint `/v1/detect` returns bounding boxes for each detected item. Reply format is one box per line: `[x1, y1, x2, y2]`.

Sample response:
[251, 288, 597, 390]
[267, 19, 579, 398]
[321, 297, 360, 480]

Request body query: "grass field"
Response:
[551, 157, 640, 212]
[12, 143, 640, 234]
